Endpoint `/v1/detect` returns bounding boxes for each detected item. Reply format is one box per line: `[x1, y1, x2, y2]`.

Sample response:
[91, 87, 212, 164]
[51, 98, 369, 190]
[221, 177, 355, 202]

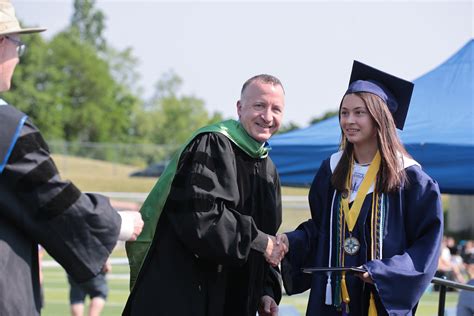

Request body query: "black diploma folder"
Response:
[302, 266, 366, 274]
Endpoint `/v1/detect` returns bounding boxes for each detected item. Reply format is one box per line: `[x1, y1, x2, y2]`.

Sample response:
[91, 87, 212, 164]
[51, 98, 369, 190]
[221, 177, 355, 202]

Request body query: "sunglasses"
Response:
[6, 36, 26, 57]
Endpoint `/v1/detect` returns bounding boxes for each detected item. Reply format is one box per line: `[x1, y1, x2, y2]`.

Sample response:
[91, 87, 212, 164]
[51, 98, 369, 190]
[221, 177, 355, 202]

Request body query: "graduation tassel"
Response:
[368, 292, 378, 316]
[325, 274, 332, 305]
[341, 271, 350, 307]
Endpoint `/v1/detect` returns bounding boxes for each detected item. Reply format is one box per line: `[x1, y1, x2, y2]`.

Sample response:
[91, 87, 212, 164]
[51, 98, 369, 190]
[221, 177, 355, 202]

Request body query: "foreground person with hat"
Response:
[278, 61, 443, 315]
[0, 1, 143, 315]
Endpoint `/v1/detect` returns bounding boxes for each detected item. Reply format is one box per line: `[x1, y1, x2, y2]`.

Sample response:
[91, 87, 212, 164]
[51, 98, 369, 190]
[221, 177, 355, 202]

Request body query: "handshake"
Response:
[264, 234, 289, 267]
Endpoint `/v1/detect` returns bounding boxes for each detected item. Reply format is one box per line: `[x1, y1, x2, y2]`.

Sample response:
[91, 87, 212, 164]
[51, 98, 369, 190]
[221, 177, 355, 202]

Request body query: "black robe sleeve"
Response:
[165, 132, 270, 266]
[0, 120, 121, 282]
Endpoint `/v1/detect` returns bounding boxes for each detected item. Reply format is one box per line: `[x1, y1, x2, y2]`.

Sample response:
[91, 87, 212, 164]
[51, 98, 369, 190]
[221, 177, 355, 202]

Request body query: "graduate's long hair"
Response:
[332, 92, 411, 193]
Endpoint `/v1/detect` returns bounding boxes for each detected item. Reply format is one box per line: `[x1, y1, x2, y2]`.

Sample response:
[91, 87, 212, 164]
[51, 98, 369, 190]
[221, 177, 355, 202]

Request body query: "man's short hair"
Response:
[240, 74, 284, 97]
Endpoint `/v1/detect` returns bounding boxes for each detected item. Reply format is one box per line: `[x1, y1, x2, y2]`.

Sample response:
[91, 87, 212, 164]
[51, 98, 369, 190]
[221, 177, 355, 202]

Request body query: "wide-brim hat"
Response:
[345, 60, 414, 130]
[0, 0, 46, 36]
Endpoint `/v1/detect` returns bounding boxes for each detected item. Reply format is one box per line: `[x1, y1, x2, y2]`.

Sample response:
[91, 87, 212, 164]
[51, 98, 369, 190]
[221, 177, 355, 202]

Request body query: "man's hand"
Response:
[264, 235, 288, 267]
[276, 233, 289, 252]
[102, 259, 112, 273]
[258, 295, 279, 316]
[118, 210, 144, 241]
[129, 211, 144, 241]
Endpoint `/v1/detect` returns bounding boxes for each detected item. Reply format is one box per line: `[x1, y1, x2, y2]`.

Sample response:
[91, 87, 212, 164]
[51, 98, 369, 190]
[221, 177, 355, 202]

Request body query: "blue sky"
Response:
[15, 0, 473, 126]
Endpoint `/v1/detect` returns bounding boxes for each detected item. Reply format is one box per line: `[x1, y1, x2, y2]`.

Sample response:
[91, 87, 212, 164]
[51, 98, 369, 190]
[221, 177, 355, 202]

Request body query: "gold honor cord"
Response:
[340, 150, 381, 315]
[341, 151, 381, 232]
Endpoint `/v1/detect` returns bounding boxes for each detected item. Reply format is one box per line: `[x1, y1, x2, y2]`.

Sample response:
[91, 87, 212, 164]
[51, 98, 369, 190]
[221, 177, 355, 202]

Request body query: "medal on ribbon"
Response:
[341, 151, 381, 255]
[343, 236, 361, 255]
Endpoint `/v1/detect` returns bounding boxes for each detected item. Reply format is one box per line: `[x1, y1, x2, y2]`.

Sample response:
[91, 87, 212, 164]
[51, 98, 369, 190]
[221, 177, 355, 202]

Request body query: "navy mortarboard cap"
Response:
[345, 60, 414, 130]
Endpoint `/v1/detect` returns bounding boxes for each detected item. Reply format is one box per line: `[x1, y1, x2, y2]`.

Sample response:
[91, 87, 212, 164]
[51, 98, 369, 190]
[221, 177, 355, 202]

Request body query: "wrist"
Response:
[251, 231, 269, 253]
[117, 211, 135, 241]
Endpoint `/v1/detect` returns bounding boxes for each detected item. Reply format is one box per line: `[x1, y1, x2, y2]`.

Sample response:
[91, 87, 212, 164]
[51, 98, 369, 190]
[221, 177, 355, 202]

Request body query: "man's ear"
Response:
[236, 100, 242, 117]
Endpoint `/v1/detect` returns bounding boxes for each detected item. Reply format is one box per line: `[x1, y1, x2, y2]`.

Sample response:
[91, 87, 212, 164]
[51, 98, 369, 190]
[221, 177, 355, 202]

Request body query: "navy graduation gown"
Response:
[282, 155, 443, 316]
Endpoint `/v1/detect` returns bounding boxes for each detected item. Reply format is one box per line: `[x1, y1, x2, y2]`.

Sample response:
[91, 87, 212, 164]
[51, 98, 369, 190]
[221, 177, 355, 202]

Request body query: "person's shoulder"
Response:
[0, 104, 29, 131]
[397, 154, 427, 180]
[184, 131, 233, 155]
[311, 154, 333, 181]
[192, 130, 232, 145]
[0, 104, 24, 116]
[404, 164, 440, 194]
[0, 104, 41, 135]
[405, 164, 433, 182]
[329, 151, 342, 171]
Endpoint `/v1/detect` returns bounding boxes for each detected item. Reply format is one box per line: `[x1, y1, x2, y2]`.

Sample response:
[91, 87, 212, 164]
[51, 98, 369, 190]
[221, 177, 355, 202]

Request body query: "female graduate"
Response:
[280, 61, 443, 315]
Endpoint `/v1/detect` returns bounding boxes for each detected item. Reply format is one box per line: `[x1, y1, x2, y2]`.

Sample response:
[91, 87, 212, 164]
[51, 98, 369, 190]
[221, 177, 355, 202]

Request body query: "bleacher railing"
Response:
[432, 276, 474, 316]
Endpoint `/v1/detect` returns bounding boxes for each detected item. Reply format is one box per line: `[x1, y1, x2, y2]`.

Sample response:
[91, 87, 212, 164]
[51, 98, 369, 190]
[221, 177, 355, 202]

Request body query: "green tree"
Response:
[277, 121, 300, 134]
[46, 30, 133, 143]
[3, 33, 68, 139]
[71, 0, 106, 51]
[6, 2, 138, 144]
[309, 110, 338, 125]
[71, 0, 145, 143]
[6, 1, 225, 151]
[137, 71, 223, 145]
[106, 46, 144, 142]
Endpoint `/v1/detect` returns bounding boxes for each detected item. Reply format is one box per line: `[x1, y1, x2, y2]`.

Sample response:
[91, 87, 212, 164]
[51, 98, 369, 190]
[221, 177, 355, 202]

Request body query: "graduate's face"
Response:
[340, 94, 377, 147]
[237, 81, 285, 143]
[0, 36, 20, 92]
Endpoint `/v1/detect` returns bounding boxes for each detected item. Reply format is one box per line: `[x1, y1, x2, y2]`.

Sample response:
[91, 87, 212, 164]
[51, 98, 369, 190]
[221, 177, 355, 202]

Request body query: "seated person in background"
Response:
[461, 240, 474, 265]
[436, 236, 466, 286]
[456, 257, 474, 316]
[447, 236, 467, 278]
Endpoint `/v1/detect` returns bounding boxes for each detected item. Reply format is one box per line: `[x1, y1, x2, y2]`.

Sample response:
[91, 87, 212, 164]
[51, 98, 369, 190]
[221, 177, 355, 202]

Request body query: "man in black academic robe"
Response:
[124, 75, 287, 316]
[0, 3, 143, 315]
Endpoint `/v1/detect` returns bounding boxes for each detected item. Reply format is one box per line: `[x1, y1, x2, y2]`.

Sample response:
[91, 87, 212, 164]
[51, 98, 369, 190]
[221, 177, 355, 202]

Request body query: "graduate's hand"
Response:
[258, 295, 278, 316]
[264, 235, 288, 267]
[358, 272, 374, 284]
[356, 266, 374, 284]
[276, 233, 289, 252]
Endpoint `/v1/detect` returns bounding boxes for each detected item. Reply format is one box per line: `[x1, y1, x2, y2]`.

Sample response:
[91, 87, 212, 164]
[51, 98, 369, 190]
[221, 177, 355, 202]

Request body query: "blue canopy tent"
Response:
[270, 39, 474, 194]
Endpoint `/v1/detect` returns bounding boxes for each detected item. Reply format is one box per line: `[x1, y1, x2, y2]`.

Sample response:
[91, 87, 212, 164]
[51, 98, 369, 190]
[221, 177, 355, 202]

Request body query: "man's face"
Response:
[237, 81, 285, 143]
[0, 35, 20, 93]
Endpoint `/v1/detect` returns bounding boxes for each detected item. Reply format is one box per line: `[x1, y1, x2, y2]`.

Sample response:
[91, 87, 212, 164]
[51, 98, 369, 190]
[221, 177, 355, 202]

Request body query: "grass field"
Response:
[40, 253, 459, 316]
[39, 155, 458, 315]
